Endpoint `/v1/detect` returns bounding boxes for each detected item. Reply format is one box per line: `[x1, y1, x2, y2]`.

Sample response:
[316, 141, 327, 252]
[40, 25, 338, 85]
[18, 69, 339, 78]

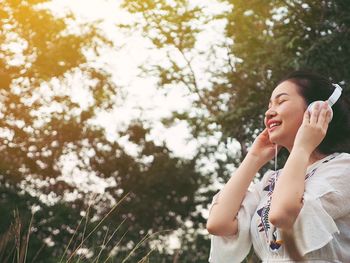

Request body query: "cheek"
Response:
[280, 104, 305, 127]
[287, 109, 305, 128]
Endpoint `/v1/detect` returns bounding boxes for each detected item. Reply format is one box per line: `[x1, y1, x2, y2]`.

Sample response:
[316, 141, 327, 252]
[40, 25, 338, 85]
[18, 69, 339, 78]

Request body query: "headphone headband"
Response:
[328, 84, 342, 107]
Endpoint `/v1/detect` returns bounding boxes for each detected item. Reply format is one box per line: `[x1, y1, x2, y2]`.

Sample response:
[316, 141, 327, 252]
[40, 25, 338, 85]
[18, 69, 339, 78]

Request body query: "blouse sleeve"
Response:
[292, 155, 350, 256]
[209, 171, 272, 263]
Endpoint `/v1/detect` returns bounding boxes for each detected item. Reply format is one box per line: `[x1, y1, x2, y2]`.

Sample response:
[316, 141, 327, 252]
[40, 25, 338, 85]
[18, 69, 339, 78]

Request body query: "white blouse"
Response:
[209, 152, 350, 263]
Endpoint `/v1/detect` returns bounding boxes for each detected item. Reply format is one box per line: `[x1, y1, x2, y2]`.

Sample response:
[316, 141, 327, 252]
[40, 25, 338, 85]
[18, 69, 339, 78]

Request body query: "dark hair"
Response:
[278, 70, 350, 154]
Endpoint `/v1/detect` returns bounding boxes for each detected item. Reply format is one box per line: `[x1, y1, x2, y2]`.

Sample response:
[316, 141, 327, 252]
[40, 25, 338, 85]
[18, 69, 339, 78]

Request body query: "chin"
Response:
[268, 133, 278, 144]
[270, 136, 290, 150]
[269, 133, 284, 146]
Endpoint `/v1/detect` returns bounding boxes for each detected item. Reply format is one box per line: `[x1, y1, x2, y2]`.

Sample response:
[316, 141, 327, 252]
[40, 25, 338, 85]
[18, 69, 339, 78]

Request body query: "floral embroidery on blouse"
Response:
[257, 170, 282, 251]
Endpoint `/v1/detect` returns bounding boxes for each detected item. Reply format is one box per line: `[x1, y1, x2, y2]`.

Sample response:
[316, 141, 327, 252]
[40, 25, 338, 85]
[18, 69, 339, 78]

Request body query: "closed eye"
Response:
[278, 99, 287, 105]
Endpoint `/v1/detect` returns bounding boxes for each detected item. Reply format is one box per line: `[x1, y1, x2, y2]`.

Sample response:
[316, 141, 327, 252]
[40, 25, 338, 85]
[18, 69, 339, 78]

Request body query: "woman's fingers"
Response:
[307, 101, 331, 127]
[302, 109, 310, 124]
[261, 128, 269, 136]
[318, 102, 332, 127]
[309, 101, 321, 125]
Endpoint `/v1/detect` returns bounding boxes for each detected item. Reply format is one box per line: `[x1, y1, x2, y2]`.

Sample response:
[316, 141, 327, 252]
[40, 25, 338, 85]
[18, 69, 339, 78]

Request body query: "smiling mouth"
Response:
[268, 122, 282, 131]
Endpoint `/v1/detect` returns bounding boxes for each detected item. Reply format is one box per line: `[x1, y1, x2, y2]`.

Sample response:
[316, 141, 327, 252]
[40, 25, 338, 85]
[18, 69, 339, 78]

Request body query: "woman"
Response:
[207, 70, 350, 262]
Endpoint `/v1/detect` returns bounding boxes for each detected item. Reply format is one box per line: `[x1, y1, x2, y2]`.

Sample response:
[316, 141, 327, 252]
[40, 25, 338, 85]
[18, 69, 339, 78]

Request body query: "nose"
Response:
[265, 108, 277, 120]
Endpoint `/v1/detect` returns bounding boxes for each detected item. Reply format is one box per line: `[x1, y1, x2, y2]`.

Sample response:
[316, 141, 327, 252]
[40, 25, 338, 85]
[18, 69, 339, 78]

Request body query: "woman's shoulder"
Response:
[309, 152, 350, 174]
[318, 152, 350, 172]
[334, 152, 350, 162]
[305, 152, 350, 192]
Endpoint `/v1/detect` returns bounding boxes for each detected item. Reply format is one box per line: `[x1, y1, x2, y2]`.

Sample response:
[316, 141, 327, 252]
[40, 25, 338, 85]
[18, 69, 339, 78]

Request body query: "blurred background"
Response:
[0, 0, 349, 262]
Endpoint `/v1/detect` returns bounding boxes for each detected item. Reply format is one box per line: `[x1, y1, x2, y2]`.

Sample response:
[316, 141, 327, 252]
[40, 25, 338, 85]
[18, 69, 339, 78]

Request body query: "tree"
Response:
[120, 0, 350, 261]
[0, 0, 206, 262]
[0, 0, 119, 260]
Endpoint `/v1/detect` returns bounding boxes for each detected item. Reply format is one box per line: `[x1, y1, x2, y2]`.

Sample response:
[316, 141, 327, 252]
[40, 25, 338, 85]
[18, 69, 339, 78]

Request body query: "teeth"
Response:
[270, 122, 281, 128]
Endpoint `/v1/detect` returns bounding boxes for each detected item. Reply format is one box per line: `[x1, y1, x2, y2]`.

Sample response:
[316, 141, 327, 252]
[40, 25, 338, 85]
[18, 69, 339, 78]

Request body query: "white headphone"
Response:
[307, 83, 342, 121]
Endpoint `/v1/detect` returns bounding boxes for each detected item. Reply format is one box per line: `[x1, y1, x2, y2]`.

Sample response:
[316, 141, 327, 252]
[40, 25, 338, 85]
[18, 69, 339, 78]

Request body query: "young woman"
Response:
[207, 70, 350, 262]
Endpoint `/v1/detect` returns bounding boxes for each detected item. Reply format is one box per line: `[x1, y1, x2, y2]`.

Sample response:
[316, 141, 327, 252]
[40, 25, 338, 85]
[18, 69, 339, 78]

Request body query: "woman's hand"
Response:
[248, 128, 280, 166]
[293, 101, 332, 155]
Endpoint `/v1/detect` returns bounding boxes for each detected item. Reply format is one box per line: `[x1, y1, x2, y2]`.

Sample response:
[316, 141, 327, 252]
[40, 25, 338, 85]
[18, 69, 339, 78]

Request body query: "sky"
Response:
[48, 0, 198, 158]
[47, 0, 233, 160]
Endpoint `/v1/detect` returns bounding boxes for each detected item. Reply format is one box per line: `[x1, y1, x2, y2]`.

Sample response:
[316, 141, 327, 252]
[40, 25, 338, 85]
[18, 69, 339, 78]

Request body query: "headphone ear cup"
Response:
[307, 101, 333, 121]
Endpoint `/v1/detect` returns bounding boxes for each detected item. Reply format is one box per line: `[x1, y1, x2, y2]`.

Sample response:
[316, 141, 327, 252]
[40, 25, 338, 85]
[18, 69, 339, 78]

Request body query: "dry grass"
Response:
[0, 193, 173, 263]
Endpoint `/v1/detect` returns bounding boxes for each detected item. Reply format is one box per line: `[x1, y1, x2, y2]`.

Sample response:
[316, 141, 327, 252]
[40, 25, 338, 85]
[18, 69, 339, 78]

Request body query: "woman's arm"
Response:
[207, 129, 276, 236]
[269, 102, 331, 229]
[269, 148, 308, 229]
[206, 154, 263, 236]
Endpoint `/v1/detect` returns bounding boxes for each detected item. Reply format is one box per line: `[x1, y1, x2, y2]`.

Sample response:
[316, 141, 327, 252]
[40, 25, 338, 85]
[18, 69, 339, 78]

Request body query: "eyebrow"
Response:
[269, 92, 289, 103]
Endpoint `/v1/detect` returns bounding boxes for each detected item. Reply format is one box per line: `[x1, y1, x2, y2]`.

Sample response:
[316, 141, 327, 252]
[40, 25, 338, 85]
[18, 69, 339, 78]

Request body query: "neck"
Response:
[307, 151, 327, 166]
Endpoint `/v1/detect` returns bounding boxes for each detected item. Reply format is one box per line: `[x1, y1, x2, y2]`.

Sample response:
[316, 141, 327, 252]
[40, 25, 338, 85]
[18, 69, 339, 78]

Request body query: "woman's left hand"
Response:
[293, 101, 332, 155]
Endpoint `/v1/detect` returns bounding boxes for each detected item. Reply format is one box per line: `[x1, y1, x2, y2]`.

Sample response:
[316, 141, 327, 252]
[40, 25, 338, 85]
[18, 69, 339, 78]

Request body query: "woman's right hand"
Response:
[248, 128, 279, 166]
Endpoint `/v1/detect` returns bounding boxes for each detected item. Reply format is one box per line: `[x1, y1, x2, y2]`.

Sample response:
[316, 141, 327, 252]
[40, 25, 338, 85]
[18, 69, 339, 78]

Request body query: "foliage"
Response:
[120, 0, 350, 261]
[1, 0, 350, 261]
[0, 0, 206, 261]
